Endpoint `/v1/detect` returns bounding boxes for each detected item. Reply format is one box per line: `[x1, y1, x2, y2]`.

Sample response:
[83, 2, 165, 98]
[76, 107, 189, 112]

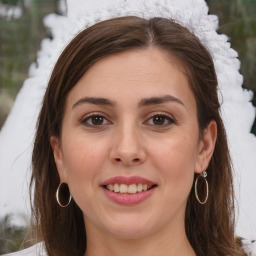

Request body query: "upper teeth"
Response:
[106, 184, 152, 194]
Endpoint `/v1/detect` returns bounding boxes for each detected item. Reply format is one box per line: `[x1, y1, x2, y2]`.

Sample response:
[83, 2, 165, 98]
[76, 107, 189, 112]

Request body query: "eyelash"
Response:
[145, 112, 176, 127]
[81, 112, 111, 127]
[80, 112, 176, 128]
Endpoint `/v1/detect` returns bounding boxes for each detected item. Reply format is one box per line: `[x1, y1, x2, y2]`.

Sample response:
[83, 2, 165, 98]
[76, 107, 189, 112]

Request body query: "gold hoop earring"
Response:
[56, 182, 72, 207]
[195, 171, 208, 204]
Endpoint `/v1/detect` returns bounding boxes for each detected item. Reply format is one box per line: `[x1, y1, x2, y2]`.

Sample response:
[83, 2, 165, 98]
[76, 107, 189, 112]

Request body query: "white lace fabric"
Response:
[0, 0, 255, 252]
[38, 0, 256, 238]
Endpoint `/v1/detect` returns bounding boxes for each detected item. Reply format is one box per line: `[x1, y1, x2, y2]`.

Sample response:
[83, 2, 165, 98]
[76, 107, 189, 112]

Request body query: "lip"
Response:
[100, 176, 158, 205]
[101, 176, 156, 186]
[102, 186, 157, 205]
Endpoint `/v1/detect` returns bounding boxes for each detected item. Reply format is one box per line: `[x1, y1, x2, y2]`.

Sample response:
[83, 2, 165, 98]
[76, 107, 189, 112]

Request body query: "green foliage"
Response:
[1, 1, 255, 133]
[0, 0, 20, 5]
[0, 0, 56, 129]
[0, 215, 28, 254]
[206, 0, 256, 135]
[0, 1, 255, 254]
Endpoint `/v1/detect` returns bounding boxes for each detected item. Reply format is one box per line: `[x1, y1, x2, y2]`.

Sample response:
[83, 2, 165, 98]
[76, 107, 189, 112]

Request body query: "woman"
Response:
[4, 10, 253, 256]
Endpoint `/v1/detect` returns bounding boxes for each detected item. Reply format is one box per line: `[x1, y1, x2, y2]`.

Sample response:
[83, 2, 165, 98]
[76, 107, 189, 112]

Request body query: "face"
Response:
[51, 48, 216, 240]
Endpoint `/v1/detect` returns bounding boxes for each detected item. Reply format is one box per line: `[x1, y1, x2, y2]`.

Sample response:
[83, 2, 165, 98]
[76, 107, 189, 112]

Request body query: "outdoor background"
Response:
[0, 0, 255, 254]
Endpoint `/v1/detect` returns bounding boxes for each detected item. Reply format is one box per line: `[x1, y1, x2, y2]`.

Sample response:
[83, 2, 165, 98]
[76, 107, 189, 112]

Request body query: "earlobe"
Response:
[195, 120, 217, 173]
[50, 136, 67, 182]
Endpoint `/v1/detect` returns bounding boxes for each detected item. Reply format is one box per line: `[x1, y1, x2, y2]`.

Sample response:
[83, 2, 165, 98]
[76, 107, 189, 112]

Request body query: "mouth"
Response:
[102, 183, 157, 194]
[100, 176, 158, 205]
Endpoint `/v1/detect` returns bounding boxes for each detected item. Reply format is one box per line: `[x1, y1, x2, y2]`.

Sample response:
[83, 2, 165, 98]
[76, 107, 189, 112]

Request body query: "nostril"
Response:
[114, 157, 140, 163]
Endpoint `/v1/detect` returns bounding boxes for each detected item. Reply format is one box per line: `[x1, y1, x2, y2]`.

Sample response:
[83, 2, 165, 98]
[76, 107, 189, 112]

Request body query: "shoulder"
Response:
[243, 239, 256, 256]
[1, 242, 47, 256]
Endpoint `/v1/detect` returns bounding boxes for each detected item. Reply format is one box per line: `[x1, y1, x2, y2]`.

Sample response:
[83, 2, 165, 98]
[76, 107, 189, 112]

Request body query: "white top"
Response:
[244, 240, 256, 256]
[2, 240, 256, 255]
[1, 243, 46, 256]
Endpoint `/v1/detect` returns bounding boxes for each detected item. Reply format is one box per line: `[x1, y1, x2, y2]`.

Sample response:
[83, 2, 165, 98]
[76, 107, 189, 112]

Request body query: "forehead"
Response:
[66, 47, 196, 109]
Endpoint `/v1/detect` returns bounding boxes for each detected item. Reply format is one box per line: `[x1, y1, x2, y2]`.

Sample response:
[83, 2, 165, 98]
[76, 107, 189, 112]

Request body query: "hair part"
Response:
[31, 16, 246, 256]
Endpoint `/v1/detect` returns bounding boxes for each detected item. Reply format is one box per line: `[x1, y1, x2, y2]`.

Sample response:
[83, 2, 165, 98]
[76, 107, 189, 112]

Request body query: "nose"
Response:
[109, 123, 146, 167]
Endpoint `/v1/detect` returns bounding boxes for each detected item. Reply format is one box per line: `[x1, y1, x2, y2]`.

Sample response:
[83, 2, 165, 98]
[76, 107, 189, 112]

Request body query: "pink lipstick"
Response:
[101, 176, 157, 205]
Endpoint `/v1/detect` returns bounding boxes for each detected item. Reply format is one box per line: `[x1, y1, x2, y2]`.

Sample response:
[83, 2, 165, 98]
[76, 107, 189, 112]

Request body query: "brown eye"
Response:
[91, 116, 104, 125]
[82, 115, 109, 127]
[153, 116, 166, 125]
[146, 114, 175, 127]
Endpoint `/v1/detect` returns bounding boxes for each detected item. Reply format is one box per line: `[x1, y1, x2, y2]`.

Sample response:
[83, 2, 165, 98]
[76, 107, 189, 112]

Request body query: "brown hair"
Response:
[31, 16, 246, 256]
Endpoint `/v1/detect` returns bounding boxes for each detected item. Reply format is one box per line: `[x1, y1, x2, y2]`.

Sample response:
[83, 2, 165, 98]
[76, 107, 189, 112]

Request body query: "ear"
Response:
[50, 136, 68, 183]
[195, 120, 217, 173]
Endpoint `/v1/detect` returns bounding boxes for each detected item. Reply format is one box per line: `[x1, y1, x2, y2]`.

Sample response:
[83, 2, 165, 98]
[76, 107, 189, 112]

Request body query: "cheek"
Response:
[61, 136, 109, 210]
[150, 135, 198, 192]
[61, 136, 107, 183]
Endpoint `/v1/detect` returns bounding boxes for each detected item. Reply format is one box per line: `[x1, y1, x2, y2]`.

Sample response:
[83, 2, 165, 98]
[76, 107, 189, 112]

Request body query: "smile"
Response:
[104, 183, 155, 194]
[101, 176, 158, 205]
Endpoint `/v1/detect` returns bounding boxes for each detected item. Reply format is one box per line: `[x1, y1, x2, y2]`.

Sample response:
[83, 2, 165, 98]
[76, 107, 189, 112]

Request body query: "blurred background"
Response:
[0, 0, 255, 254]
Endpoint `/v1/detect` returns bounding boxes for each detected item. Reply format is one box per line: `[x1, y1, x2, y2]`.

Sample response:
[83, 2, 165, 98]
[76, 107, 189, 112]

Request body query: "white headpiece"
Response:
[0, 0, 255, 239]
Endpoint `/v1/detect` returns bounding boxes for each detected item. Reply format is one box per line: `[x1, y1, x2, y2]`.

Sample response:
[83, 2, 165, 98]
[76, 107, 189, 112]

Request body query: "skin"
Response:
[51, 47, 217, 256]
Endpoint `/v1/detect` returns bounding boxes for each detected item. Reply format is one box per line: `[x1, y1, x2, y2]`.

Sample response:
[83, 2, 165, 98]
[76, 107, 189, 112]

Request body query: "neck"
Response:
[84, 221, 196, 256]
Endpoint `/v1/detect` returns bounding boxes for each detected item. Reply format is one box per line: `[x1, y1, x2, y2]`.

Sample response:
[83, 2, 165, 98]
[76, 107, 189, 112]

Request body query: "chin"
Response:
[103, 218, 156, 240]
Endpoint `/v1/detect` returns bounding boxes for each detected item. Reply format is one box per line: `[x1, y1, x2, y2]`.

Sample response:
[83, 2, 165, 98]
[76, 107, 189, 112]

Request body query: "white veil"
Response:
[0, 0, 255, 239]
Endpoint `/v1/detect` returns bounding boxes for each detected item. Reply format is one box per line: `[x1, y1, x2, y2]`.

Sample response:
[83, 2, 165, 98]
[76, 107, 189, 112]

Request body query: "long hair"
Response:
[31, 16, 246, 256]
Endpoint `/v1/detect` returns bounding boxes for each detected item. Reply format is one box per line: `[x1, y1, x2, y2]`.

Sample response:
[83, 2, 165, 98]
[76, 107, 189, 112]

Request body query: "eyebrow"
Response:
[138, 95, 184, 107]
[72, 94, 184, 109]
[72, 97, 116, 109]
